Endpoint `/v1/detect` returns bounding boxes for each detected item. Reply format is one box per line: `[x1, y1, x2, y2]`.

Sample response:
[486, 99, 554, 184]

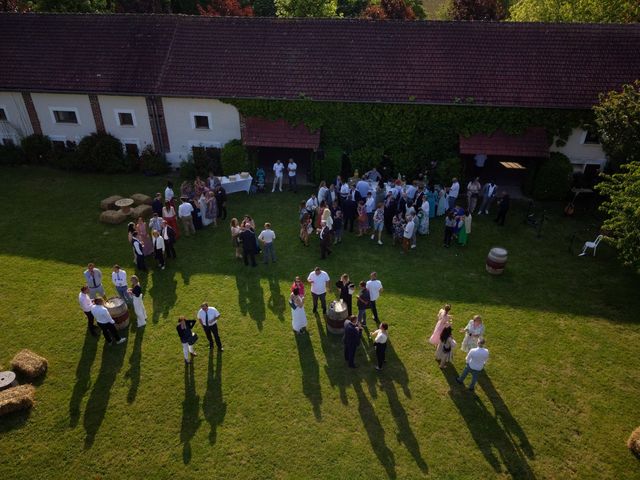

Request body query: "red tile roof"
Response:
[459, 127, 550, 157]
[1, 14, 639, 109]
[241, 117, 320, 149]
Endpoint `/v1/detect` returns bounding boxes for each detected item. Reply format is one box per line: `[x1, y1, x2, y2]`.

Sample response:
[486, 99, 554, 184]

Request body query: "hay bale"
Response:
[628, 426, 640, 458]
[11, 349, 48, 379]
[100, 209, 128, 224]
[130, 204, 152, 219]
[0, 384, 35, 416]
[100, 195, 124, 210]
[131, 193, 152, 206]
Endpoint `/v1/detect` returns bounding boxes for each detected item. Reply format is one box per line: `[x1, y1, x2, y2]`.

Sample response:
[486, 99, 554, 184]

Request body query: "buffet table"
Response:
[220, 174, 253, 194]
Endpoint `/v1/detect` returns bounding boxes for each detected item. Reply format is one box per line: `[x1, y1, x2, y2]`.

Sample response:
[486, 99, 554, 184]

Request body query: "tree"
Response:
[450, 0, 505, 21]
[34, 0, 110, 12]
[336, 0, 369, 17]
[252, 0, 276, 15]
[593, 81, 640, 170]
[0, 0, 31, 11]
[114, 0, 171, 12]
[509, 0, 640, 23]
[198, 0, 254, 15]
[361, 0, 417, 19]
[274, 0, 337, 17]
[595, 162, 640, 271]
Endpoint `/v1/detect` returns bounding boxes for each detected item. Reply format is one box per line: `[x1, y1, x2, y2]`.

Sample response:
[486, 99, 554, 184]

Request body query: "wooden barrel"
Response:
[105, 296, 130, 330]
[326, 300, 349, 334]
[486, 247, 508, 275]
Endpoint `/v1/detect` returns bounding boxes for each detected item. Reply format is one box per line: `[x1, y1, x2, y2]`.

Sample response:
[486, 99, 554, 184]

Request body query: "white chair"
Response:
[579, 235, 604, 256]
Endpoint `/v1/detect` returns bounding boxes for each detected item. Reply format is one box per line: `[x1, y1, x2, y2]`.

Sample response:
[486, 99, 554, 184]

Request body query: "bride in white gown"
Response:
[290, 288, 307, 334]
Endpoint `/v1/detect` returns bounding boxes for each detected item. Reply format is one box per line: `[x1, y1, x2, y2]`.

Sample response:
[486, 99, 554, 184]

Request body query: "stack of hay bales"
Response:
[0, 349, 48, 417]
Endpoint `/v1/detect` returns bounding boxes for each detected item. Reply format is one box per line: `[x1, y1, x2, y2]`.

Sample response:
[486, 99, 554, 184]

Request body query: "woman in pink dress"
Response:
[136, 216, 153, 256]
[290, 276, 306, 297]
[429, 304, 452, 346]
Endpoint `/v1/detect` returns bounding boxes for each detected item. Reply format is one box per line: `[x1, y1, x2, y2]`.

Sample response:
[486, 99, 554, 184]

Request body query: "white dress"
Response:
[291, 295, 308, 333]
[132, 288, 147, 327]
[461, 320, 485, 352]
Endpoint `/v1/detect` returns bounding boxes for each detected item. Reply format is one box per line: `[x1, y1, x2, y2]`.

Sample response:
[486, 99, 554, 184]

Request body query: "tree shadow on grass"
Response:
[202, 351, 226, 445]
[295, 331, 322, 420]
[148, 269, 177, 324]
[266, 271, 286, 322]
[125, 325, 144, 404]
[235, 271, 265, 331]
[181, 362, 200, 464]
[441, 365, 536, 479]
[69, 331, 99, 428]
[83, 342, 127, 449]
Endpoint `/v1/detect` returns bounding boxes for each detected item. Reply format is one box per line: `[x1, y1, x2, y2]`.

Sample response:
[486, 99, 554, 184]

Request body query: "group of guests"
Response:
[229, 215, 278, 267]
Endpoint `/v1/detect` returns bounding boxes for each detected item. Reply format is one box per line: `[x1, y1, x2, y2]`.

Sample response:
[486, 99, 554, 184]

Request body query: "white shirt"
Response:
[153, 235, 165, 250]
[421, 200, 430, 216]
[403, 220, 415, 239]
[258, 229, 276, 244]
[197, 306, 220, 326]
[406, 184, 417, 200]
[318, 186, 328, 203]
[91, 304, 114, 324]
[340, 183, 350, 196]
[305, 197, 318, 211]
[164, 186, 174, 202]
[78, 292, 93, 312]
[366, 279, 383, 301]
[178, 202, 194, 217]
[373, 330, 388, 344]
[474, 154, 487, 167]
[273, 162, 284, 177]
[307, 270, 330, 295]
[449, 181, 460, 198]
[112, 269, 128, 287]
[365, 196, 375, 213]
[132, 239, 143, 256]
[287, 162, 297, 177]
[466, 347, 489, 371]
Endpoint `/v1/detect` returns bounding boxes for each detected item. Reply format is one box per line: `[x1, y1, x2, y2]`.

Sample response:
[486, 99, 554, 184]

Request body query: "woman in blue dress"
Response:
[426, 185, 437, 219]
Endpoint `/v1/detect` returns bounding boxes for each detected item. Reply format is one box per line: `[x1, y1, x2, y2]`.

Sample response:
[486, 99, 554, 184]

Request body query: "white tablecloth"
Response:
[220, 175, 253, 194]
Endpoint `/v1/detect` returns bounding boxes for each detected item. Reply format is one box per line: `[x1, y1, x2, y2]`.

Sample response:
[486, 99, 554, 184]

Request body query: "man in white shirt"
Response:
[307, 267, 330, 315]
[83, 263, 105, 299]
[402, 214, 415, 253]
[164, 181, 175, 206]
[447, 178, 460, 210]
[92, 297, 126, 345]
[456, 338, 489, 392]
[272, 159, 284, 192]
[78, 286, 98, 336]
[339, 182, 350, 203]
[366, 272, 383, 323]
[364, 167, 381, 182]
[306, 194, 318, 225]
[197, 302, 223, 351]
[258, 222, 277, 264]
[287, 158, 297, 193]
[178, 198, 195, 236]
[111, 264, 131, 303]
[478, 181, 498, 215]
[149, 213, 163, 233]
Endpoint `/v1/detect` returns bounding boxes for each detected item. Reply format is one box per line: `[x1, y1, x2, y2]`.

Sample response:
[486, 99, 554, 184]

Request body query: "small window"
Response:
[583, 129, 600, 145]
[194, 115, 210, 129]
[0, 108, 7, 121]
[53, 110, 78, 124]
[125, 143, 139, 157]
[118, 112, 134, 126]
[3, 138, 15, 146]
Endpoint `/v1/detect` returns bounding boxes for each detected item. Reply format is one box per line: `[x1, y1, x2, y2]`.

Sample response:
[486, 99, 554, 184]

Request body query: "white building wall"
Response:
[98, 95, 154, 152]
[162, 97, 241, 165]
[0, 91, 33, 142]
[551, 128, 607, 172]
[30, 93, 95, 143]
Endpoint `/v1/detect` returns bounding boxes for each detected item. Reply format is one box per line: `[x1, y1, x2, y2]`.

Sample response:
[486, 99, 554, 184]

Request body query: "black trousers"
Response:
[135, 253, 147, 271]
[320, 240, 332, 259]
[203, 323, 222, 349]
[370, 300, 379, 322]
[341, 295, 353, 316]
[444, 226, 454, 246]
[84, 311, 97, 333]
[344, 215, 355, 232]
[98, 322, 121, 343]
[496, 209, 508, 226]
[344, 343, 357, 367]
[218, 204, 227, 220]
[312, 292, 327, 313]
[154, 248, 165, 267]
[243, 250, 257, 266]
[375, 342, 387, 368]
[165, 240, 176, 259]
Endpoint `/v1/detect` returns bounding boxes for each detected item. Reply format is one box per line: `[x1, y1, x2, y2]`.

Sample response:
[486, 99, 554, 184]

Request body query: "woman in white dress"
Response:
[460, 315, 485, 352]
[290, 287, 307, 334]
[129, 275, 147, 327]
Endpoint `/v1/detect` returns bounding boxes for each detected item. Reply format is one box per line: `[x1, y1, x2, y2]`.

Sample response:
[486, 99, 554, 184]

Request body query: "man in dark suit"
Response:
[319, 221, 332, 260]
[383, 192, 396, 235]
[151, 192, 163, 217]
[239, 227, 258, 267]
[343, 315, 363, 368]
[343, 194, 357, 233]
[495, 192, 510, 226]
[161, 220, 177, 259]
[215, 186, 227, 220]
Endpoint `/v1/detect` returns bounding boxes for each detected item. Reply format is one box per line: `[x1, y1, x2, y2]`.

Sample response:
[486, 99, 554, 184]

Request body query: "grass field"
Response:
[0, 166, 639, 479]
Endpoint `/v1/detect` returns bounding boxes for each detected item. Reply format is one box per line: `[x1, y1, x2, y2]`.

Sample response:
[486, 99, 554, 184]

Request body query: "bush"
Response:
[350, 146, 384, 175]
[0, 143, 26, 166]
[139, 146, 170, 176]
[221, 139, 249, 175]
[434, 156, 462, 185]
[391, 150, 427, 181]
[77, 132, 131, 173]
[532, 152, 573, 200]
[314, 146, 342, 183]
[179, 157, 198, 181]
[189, 146, 222, 178]
[21, 134, 52, 164]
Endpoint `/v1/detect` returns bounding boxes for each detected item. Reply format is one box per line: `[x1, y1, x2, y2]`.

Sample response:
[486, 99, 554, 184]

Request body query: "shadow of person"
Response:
[441, 365, 536, 479]
[266, 273, 286, 322]
[313, 312, 349, 405]
[295, 331, 322, 420]
[203, 351, 226, 445]
[149, 270, 178, 324]
[181, 362, 201, 464]
[125, 325, 145, 404]
[83, 340, 127, 448]
[69, 332, 99, 428]
[352, 376, 397, 479]
[382, 342, 411, 399]
[235, 272, 265, 330]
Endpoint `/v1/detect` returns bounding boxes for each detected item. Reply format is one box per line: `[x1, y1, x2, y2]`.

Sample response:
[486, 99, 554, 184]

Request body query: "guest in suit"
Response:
[343, 192, 357, 233]
[92, 297, 126, 345]
[149, 213, 163, 233]
[239, 226, 258, 267]
[371, 322, 389, 371]
[319, 220, 332, 259]
[83, 263, 105, 299]
[176, 316, 197, 364]
[335, 273, 354, 316]
[131, 232, 147, 272]
[495, 192, 510, 226]
[383, 192, 396, 235]
[152, 230, 165, 269]
[151, 192, 163, 217]
[343, 315, 363, 368]
[215, 186, 227, 220]
[161, 220, 177, 259]
[478, 181, 498, 215]
[197, 302, 223, 351]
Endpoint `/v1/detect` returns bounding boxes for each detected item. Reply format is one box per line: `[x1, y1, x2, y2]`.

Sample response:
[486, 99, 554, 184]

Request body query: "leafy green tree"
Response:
[595, 162, 640, 271]
[34, 0, 110, 12]
[509, 0, 640, 23]
[275, 0, 337, 17]
[594, 80, 640, 170]
[450, 0, 505, 20]
[336, 0, 369, 16]
[253, 0, 276, 15]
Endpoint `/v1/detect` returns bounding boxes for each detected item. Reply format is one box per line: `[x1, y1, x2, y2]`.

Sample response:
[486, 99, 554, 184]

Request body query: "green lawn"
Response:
[0, 166, 638, 479]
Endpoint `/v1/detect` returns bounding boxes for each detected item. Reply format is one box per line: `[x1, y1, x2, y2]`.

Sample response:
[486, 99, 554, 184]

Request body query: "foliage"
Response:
[181, 146, 223, 180]
[594, 80, 640, 170]
[21, 134, 52, 165]
[361, 0, 417, 19]
[349, 146, 384, 174]
[391, 150, 425, 181]
[170, 0, 199, 13]
[179, 157, 197, 180]
[274, 0, 337, 17]
[596, 161, 640, 270]
[114, 0, 171, 12]
[77, 132, 131, 173]
[0, 0, 32, 11]
[221, 139, 249, 175]
[509, 0, 640, 23]
[0, 143, 26, 166]
[139, 146, 170, 175]
[450, 0, 505, 20]
[336, 0, 369, 16]
[198, 0, 254, 15]
[33, 0, 109, 12]
[313, 146, 342, 183]
[530, 152, 572, 200]
[434, 156, 462, 185]
[252, 0, 276, 15]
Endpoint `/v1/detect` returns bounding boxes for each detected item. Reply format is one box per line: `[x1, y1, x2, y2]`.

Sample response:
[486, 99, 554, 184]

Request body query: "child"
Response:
[392, 213, 405, 246]
[435, 325, 456, 369]
[333, 210, 343, 244]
